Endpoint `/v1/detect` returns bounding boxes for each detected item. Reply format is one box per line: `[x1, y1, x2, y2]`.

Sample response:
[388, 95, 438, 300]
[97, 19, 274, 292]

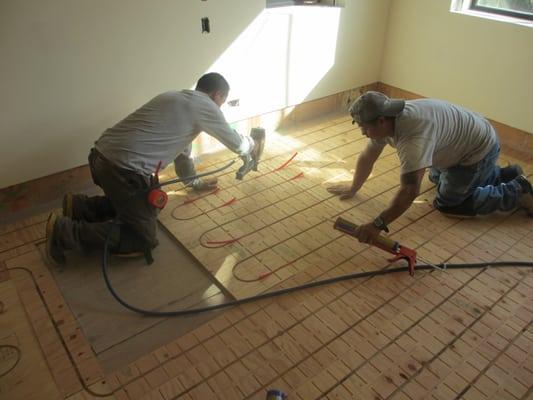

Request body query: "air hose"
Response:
[102, 230, 533, 317]
[100, 159, 533, 316]
[150, 158, 237, 190]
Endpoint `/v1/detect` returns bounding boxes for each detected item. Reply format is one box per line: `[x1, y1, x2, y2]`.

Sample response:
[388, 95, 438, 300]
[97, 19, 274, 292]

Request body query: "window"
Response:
[266, 0, 345, 8]
[471, 0, 533, 20]
[451, 0, 533, 25]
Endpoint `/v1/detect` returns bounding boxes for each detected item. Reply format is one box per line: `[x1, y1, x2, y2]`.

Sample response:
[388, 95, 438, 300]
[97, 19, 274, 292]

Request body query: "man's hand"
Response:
[327, 183, 357, 200]
[353, 222, 381, 244]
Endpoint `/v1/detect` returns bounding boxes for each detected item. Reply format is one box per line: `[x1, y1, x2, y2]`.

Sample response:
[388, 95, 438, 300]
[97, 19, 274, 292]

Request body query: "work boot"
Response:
[45, 211, 66, 266]
[500, 164, 523, 183]
[516, 175, 533, 217]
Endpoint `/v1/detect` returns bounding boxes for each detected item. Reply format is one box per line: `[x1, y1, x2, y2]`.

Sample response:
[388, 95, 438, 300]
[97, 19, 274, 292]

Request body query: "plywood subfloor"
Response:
[0, 112, 532, 399]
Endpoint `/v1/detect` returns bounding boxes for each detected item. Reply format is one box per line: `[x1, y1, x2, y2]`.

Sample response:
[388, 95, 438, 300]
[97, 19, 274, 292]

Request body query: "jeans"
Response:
[430, 141, 522, 215]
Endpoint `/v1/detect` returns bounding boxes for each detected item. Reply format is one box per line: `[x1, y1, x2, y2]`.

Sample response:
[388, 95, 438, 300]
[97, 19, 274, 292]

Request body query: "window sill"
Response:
[451, 8, 533, 28]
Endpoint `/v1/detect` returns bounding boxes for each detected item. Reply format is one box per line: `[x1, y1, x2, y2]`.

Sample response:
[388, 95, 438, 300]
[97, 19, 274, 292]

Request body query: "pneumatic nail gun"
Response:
[236, 127, 266, 180]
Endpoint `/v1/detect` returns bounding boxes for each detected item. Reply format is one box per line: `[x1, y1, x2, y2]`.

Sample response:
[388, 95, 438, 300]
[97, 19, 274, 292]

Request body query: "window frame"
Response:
[450, 0, 533, 26]
[470, 0, 533, 21]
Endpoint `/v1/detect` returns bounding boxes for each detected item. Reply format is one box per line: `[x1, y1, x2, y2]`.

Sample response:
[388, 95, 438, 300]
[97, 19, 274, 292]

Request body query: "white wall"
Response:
[381, 0, 533, 133]
[0, 0, 390, 188]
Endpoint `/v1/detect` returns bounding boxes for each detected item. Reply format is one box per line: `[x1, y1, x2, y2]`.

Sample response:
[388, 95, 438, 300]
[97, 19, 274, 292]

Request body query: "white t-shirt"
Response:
[95, 90, 251, 175]
[370, 99, 497, 174]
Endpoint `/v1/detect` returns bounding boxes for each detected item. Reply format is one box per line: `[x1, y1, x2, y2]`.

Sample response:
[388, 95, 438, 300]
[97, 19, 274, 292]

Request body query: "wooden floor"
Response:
[0, 113, 532, 399]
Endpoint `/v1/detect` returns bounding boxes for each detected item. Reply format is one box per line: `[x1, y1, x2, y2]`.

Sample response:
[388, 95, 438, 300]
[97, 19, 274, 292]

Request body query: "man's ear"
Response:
[210, 90, 223, 102]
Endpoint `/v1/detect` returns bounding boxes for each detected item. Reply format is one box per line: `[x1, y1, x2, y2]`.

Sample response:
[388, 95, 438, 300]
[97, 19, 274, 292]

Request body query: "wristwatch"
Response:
[372, 216, 389, 233]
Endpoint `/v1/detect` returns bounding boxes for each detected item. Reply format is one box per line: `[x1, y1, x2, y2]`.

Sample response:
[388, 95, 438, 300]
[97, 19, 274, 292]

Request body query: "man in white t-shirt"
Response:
[45, 73, 255, 265]
[328, 91, 532, 244]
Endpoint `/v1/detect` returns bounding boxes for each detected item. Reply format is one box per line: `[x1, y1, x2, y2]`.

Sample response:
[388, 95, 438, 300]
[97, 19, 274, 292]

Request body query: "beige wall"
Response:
[381, 0, 533, 134]
[0, 0, 390, 188]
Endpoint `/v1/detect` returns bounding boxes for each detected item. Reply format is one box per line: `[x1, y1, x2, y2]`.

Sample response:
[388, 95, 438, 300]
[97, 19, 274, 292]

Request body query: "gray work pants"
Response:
[57, 149, 158, 253]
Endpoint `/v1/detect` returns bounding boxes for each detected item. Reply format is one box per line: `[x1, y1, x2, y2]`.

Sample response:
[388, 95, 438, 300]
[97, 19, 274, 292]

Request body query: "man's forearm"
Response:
[379, 186, 418, 226]
[351, 154, 373, 192]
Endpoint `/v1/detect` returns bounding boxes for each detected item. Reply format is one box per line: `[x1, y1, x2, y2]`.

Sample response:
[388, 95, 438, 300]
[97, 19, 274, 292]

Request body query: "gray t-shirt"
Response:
[95, 90, 251, 175]
[370, 99, 497, 174]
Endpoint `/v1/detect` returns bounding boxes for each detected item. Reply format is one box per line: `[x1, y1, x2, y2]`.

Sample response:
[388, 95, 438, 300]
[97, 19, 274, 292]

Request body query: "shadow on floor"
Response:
[37, 223, 230, 373]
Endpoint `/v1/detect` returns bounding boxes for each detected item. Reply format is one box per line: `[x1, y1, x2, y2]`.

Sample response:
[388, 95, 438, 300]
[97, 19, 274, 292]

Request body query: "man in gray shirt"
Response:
[328, 91, 532, 244]
[46, 73, 255, 265]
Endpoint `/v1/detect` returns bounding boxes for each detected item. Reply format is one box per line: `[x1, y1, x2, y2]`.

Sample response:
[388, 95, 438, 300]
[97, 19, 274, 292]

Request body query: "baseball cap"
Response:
[349, 91, 405, 124]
